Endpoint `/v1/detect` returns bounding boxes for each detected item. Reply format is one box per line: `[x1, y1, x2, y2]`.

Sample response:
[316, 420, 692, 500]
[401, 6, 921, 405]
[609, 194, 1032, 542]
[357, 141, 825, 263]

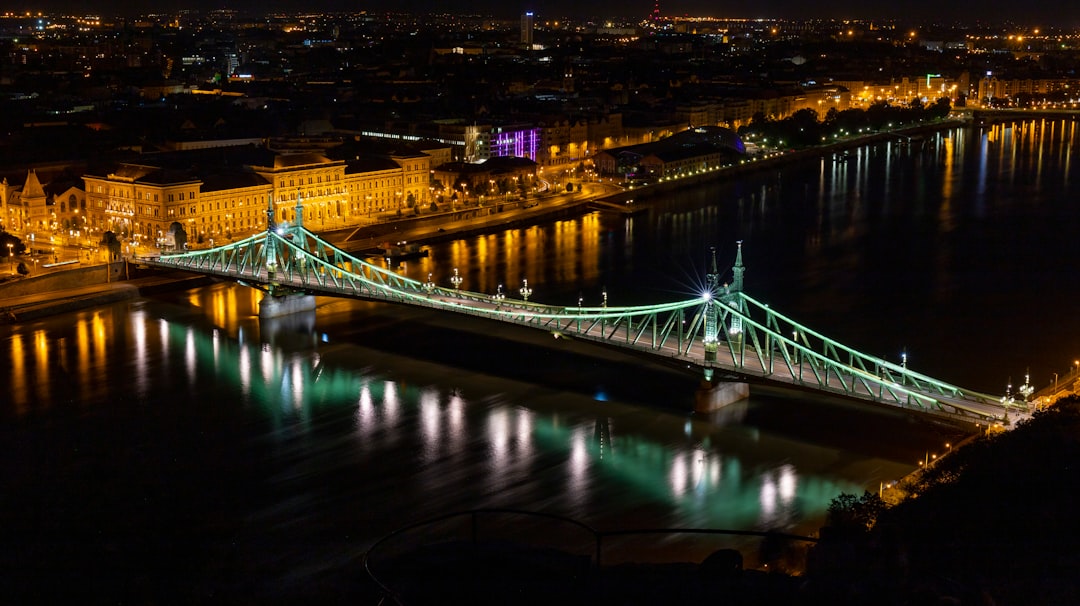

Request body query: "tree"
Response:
[929, 97, 952, 119]
[406, 192, 417, 208]
[101, 231, 122, 260]
[16, 262, 29, 275]
[825, 491, 887, 538]
[0, 229, 26, 256]
[566, 182, 574, 193]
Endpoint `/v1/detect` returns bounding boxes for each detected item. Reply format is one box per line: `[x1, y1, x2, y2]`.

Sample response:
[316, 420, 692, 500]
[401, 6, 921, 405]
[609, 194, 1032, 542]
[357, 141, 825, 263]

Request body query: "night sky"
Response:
[8, 0, 1077, 25]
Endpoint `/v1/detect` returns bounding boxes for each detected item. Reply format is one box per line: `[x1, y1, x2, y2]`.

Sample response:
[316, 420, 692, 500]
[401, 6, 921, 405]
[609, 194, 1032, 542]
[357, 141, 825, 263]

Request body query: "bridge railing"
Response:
[144, 230, 1012, 423]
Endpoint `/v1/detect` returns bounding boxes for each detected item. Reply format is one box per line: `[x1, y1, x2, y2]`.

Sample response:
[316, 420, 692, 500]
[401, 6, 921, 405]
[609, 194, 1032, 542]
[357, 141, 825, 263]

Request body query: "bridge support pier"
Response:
[694, 379, 750, 414]
[258, 292, 317, 319]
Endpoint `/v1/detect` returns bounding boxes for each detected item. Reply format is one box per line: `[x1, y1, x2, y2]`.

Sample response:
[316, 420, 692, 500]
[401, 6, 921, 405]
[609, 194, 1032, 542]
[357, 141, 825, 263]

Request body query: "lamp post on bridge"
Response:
[519, 278, 532, 302]
[1019, 370, 1034, 403]
[703, 247, 720, 366]
[450, 268, 462, 290]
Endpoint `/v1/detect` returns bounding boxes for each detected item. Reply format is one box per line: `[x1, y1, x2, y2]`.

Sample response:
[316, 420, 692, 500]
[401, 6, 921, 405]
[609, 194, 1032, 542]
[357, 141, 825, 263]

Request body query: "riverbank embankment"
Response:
[0, 261, 212, 324]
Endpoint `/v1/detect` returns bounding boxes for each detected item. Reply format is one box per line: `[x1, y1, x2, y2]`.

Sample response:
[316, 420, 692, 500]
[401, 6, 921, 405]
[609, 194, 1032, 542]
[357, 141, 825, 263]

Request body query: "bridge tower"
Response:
[265, 194, 280, 278]
[695, 243, 750, 414]
[258, 191, 316, 319]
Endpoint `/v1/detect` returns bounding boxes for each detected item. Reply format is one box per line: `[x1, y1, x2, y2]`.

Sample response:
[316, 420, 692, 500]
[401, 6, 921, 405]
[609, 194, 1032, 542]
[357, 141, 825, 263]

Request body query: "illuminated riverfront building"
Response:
[592, 126, 745, 180]
[77, 145, 438, 248]
[0, 170, 88, 248]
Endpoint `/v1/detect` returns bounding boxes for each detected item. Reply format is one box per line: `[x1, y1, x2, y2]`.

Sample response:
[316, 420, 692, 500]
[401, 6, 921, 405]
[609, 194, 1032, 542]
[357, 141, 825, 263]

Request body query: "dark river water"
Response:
[3, 119, 1079, 603]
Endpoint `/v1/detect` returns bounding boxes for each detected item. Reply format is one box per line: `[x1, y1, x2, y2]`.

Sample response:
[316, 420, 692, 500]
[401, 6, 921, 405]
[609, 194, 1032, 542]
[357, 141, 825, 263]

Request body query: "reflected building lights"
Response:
[9, 332, 26, 415]
[76, 316, 90, 393]
[692, 447, 708, 495]
[760, 474, 778, 522]
[778, 464, 797, 504]
[568, 426, 589, 498]
[382, 381, 400, 425]
[238, 343, 251, 398]
[487, 407, 510, 467]
[92, 313, 106, 365]
[515, 408, 534, 458]
[289, 358, 305, 412]
[355, 382, 376, 437]
[33, 330, 50, 405]
[0, 263, 913, 534]
[158, 319, 169, 364]
[419, 387, 441, 460]
[184, 328, 197, 386]
[446, 391, 466, 450]
[132, 310, 148, 400]
[669, 452, 688, 497]
[260, 344, 275, 397]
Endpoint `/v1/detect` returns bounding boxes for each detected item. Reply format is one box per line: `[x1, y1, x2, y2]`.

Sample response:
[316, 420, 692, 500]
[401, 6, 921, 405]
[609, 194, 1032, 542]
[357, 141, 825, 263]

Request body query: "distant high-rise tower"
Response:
[650, 0, 660, 21]
[521, 12, 534, 47]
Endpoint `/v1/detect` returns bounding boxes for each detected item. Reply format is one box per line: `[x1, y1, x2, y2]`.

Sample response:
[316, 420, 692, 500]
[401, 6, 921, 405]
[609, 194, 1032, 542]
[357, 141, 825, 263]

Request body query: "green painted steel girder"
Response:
[139, 229, 1015, 424]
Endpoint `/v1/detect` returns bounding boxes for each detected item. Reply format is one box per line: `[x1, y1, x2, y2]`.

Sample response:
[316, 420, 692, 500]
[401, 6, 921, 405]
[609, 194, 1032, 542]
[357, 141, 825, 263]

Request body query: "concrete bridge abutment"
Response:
[694, 379, 750, 414]
[259, 292, 317, 318]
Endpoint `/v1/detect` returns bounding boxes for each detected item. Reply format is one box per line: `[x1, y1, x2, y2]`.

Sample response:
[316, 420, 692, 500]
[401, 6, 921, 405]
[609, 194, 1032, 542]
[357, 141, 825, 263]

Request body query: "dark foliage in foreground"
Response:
[809, 397, 1080, 605]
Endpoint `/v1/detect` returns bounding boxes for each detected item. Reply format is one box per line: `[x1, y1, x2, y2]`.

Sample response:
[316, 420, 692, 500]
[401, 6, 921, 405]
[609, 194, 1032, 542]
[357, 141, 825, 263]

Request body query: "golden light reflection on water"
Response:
[392, 214, 604, 301]
[9, 332, 26, 415]
[187, 283, 262, 332]
[33, 330, 49, 406]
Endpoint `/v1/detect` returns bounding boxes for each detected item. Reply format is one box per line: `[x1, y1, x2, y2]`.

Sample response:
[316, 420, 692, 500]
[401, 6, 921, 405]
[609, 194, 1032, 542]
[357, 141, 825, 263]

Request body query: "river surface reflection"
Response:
[4, 119, 1077, 602]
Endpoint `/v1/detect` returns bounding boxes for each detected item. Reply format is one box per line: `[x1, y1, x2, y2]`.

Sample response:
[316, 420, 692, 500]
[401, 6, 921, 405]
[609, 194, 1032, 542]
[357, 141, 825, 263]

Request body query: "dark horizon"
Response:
[4, 0, 1076, 27]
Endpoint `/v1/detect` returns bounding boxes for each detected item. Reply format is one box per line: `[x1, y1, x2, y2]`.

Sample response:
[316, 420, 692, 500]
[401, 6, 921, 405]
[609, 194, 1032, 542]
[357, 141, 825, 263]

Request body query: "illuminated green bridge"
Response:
[137, 200, 1019, 425]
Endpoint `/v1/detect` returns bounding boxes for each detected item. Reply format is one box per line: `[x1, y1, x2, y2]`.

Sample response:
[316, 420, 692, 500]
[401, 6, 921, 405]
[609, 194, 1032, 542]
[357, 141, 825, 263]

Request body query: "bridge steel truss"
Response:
[143, 224, 1013, 424]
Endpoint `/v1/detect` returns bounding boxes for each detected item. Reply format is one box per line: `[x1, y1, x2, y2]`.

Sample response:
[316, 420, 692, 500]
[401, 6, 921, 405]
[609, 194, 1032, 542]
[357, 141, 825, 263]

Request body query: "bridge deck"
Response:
[137, 226, 1018, 426]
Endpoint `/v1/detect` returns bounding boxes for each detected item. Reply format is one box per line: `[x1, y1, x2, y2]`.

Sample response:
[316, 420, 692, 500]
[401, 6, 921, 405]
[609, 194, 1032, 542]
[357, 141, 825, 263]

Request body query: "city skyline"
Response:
[4, 0, 1077, 25]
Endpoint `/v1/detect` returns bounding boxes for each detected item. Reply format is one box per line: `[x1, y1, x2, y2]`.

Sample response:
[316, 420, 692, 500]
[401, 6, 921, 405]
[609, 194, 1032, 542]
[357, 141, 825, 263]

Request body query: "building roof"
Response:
[21, 170, 47, 200]
[598, 126, 746, 160]
[345, 156, 401, 174]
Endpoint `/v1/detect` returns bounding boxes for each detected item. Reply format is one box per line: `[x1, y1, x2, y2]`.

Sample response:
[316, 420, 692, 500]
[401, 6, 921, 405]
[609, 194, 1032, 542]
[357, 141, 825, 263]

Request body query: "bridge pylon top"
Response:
[731, 240, 745, 293]
[265, 193, 276, 232]
[294, 189, 305, 231]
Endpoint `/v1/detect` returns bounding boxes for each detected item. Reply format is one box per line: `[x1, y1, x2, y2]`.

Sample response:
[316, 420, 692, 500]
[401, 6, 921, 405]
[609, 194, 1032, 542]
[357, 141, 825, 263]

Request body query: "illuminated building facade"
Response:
[79, 147, 435, 247]
[521, 12, 534, 47]
[1, 171, 88, 247]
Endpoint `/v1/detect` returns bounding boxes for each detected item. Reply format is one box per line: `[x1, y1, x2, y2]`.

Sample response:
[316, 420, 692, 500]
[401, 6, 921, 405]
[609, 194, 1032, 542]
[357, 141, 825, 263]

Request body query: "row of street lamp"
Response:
[436, 270, 614, 309]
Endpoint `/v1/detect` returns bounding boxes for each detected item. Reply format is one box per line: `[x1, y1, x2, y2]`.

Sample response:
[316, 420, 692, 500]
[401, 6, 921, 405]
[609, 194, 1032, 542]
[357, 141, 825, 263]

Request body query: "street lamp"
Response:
[6, 243, 12, 274]
[519, 278, 532, 301]
[450, 268, 462, 290]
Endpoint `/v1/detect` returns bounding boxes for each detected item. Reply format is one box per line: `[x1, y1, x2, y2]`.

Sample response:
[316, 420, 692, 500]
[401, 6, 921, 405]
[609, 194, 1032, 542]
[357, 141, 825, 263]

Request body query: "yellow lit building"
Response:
[80, 146, 435, 249]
